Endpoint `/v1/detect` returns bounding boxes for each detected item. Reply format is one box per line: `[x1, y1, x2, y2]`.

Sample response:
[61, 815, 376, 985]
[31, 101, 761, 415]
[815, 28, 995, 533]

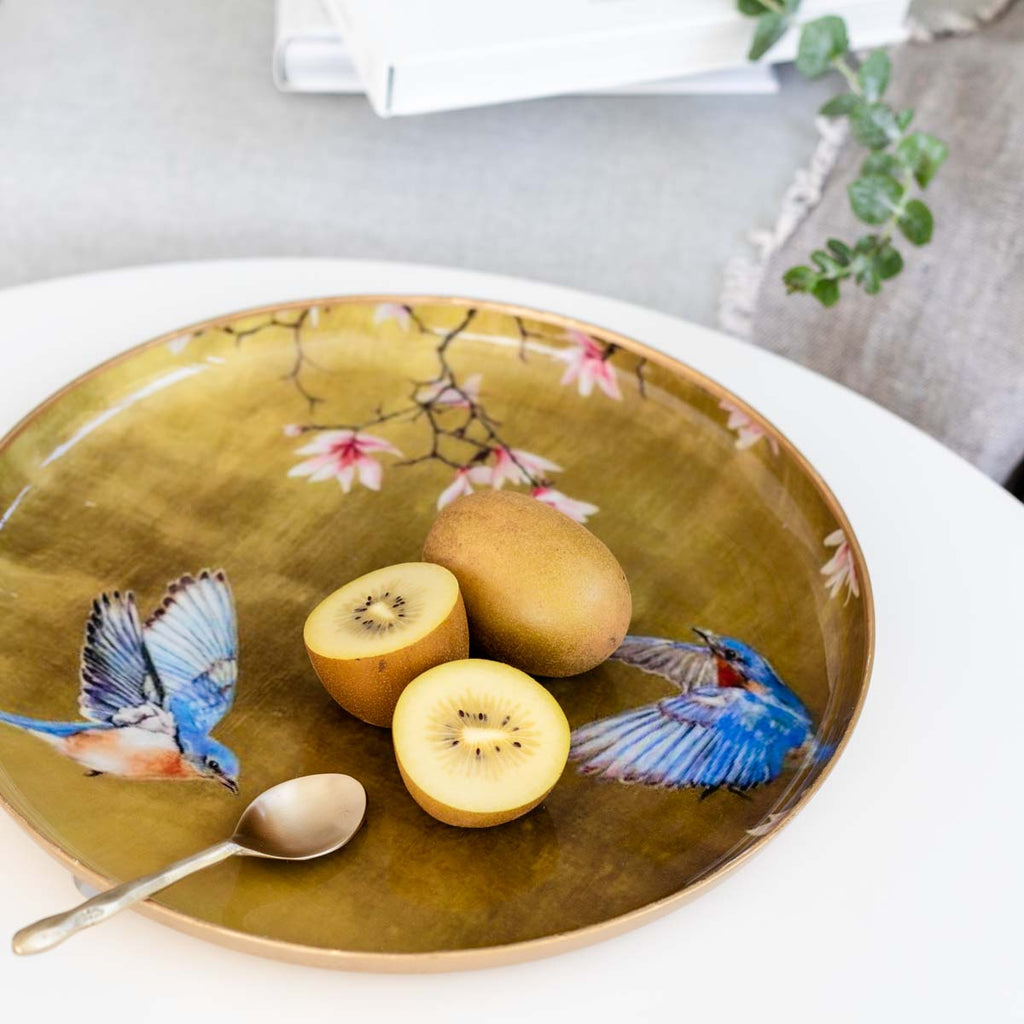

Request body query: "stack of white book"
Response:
[275, 0, 909, 117]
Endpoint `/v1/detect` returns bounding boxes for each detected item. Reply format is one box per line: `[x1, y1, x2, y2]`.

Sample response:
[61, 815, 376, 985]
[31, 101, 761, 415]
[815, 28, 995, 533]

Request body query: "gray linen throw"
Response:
[749, 1, 1024, 482]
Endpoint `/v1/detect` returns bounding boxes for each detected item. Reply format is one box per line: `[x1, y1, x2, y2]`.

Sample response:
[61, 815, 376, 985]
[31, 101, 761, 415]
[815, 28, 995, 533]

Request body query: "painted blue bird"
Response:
[0, 569, 239, 791]
[570, 629, 814, 794]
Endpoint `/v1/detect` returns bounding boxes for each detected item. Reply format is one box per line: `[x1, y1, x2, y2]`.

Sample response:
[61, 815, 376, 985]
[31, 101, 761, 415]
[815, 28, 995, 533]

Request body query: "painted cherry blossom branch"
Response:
[286, 305, 604, 521]
[280, 309, 326, 409]
[216, 308, 327, 410]
[635, 357, 649, 399]
[292, 349, 551, 486]
[513, 316, 547, 362]
[287, 311, 531, 478]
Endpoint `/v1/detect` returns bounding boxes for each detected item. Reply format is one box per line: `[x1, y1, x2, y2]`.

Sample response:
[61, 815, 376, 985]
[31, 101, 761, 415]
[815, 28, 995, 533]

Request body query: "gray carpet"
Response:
[751, 0, 1023, 483]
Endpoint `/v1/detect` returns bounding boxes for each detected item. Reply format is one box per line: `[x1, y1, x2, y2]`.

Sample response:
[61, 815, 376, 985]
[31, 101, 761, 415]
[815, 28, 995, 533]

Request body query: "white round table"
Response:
[1, 261, 1020, 1022]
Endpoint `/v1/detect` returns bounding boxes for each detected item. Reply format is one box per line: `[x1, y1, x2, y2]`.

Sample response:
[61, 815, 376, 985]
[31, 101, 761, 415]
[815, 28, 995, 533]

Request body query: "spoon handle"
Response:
[12, 839, 240, 955]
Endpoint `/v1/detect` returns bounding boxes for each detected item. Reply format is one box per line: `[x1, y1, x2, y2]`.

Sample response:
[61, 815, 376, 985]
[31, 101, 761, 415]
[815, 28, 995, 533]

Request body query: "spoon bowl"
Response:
[233, 773, 367, 860]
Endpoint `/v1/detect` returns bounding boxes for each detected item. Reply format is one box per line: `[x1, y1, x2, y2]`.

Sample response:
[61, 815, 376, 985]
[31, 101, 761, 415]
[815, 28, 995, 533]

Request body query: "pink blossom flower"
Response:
[720, 400, 779, 454]
[436, 468, 475, 510]
[821, 529, 860, 602]
[288, 429, 402, 493]
[560, 330, 622, 400]
[469, 446, 563, 489]
[531, 487, 599, 523]
[282, 423, 304, 438]
[373, 303, 412, 330]
[416, 373, 482, 408]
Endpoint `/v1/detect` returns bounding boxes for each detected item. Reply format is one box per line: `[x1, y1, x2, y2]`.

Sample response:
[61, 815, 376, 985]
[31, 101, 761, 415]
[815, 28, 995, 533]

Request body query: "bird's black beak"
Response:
[220, 777, 239, 795]
[692, 626, 724, 656]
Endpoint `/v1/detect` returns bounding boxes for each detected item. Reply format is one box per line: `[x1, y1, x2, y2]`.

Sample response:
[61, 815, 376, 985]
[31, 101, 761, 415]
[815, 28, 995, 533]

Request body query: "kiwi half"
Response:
[392, 659, 570, 828]
[304, 562, 469, 727]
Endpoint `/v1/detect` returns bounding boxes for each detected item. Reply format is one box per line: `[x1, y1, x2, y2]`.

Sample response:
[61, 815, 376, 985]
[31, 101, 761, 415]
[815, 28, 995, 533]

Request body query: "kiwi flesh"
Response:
[392, 659, 570, 828]
[304, 562, 469, 727]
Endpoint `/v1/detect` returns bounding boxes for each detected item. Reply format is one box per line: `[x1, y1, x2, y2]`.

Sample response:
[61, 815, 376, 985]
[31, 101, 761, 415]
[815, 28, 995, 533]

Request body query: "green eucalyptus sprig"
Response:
[738, 2, 948, 306]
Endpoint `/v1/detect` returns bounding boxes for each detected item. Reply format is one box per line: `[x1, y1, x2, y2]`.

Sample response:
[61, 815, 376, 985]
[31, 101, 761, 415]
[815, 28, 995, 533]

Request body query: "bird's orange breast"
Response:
[62, 731, 202, 780]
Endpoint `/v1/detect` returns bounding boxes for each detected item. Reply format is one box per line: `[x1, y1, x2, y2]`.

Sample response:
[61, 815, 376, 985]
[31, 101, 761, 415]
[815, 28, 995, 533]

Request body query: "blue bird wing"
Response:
[78, 591, 167, 728]
[570, 687, 811, 790]
[610, 635, 717, 692]
[143, 569, 237, 737]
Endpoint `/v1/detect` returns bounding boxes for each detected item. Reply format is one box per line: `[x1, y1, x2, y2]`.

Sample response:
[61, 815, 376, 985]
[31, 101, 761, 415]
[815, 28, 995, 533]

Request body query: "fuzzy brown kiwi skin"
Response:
[306, 593, 469, 728]
[394, 747, 558, 828]
[422, 491, 632, 678]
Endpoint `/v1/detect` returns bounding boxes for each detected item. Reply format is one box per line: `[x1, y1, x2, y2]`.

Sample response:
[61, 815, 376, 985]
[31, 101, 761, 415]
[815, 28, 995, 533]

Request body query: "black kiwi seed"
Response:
[513, 741, 522, 748]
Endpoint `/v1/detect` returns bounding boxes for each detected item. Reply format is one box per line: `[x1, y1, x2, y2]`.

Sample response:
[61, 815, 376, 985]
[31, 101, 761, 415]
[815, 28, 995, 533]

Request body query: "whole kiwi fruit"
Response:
[422, 490, 631, 677]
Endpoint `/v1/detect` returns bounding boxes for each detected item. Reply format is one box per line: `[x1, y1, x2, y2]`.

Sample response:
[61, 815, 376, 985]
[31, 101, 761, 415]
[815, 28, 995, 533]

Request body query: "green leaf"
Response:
[811, 249, 847, 276]
[862, 151, 902, 177]
[748, 11, 789, 60]
[859, 265, 882, 294]
[898, 199, 934, 245]
[783, 266, 818, 293]
[819, 93, 863, 118]
[737, 0, 768, 14]
[795, 16, 849, 78]
[857, 50, 891, 101]
[827, 239, 853, 265]
[876, 242, 904, 279]
[852, 235, 903, 293]
[850, 103, 901, 150]
[848, 174, 905, 224]
[896, 132, 948, 187]
[812, 278, 841, 306]
[896, 108, 914, 131]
